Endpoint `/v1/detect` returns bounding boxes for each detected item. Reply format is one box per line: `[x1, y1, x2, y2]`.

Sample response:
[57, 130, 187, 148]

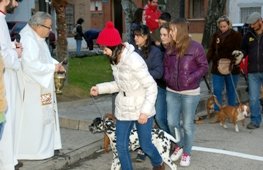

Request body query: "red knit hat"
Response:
[97, 21, 122, 47]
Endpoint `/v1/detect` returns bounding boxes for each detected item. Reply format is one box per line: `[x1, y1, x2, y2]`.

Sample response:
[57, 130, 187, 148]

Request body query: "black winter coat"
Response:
[207, 29, 242, 75]
[241, 28, 263, 73]
[74, 24, 84, 40]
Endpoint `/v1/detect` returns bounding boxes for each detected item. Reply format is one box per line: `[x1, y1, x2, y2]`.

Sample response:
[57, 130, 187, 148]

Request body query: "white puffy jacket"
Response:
[96, 43, 157, 120]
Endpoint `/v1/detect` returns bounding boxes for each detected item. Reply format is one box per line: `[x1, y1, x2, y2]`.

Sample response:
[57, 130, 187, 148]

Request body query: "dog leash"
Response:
[91, 96, 104, 118]
[203, 74, 241, 104]
[203, 76, 213, 94]
[230, 73, 241, 105]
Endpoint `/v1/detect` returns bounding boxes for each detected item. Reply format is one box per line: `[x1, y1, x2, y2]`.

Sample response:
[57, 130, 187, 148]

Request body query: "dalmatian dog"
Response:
[89, 114, 179, 170]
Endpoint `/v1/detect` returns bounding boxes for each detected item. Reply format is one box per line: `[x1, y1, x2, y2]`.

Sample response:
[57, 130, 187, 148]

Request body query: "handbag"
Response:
[217, 58, 232, 75]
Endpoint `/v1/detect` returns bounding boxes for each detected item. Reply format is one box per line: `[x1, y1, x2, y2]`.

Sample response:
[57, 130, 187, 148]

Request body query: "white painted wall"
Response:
[6, 0, 35, 22]
[228, 0, 263, 23]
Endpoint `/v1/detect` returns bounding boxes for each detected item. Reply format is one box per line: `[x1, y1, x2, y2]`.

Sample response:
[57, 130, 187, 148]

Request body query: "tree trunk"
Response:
[202, 0, 226, 48]
[52, 0, 68, 63]
[121, 0, 137, 41]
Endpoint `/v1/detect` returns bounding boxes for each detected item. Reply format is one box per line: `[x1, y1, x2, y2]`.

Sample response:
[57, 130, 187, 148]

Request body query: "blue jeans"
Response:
[0, 122, 4, 141]
[76, 40, 82, 55]
[116, 117, 162, 170]
[248, 73, 263, 126]
[166, 90, 200, 155]
[212, 74, 239, 111]
[155, 86, 170, 133]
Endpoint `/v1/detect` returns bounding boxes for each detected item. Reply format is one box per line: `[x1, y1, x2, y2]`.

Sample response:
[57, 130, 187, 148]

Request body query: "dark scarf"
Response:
[217, 29, 232, 44]
[216, 29, 232, 55]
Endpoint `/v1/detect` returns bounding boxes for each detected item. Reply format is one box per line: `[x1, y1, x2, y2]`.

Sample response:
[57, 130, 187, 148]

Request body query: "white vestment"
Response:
[15, 24, 62, 160]
[0, 13, 21, 170]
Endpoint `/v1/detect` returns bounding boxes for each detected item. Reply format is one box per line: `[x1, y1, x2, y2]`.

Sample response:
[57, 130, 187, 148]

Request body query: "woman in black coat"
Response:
[207, 15, 242, 114]
[74, 18, 84, 55]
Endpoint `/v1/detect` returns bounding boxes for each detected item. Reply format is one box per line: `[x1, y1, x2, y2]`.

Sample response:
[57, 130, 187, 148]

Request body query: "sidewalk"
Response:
[19, 78, 252, 170]
[19, 95, 113, 170]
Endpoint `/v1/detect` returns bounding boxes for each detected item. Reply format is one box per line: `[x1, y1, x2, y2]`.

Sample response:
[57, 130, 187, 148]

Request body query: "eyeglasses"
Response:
[152, 0, 158, 4]
[39, 24, 52, 30]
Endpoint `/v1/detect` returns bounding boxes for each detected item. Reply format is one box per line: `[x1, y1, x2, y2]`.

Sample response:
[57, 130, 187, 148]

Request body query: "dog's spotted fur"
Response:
[89, 115, 178, 170]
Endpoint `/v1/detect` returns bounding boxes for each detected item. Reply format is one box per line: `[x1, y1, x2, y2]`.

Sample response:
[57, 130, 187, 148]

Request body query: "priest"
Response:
[15, 11, 64, 160]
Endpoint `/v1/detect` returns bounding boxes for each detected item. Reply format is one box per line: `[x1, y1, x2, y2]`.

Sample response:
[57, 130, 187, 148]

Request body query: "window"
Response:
[90, 0, 102, 11]
[158, 0, 167, 11]
[190, 0, 205, 18]
[240, 7, 261, 23]
[65, 4, 74, 35]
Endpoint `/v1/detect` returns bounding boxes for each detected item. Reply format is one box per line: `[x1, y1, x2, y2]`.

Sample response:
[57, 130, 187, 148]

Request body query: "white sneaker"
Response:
[180, 153, 191, 167]
[170, 146, 183, 161]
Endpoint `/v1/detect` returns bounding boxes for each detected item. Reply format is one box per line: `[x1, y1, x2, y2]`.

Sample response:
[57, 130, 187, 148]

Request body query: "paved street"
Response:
[64, 118, 263, 170]
[18, 78, 263, 170]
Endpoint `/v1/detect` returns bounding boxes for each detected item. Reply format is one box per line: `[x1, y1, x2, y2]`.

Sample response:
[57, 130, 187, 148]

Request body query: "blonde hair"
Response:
[217, 15, 232, 29]
[169, 18, 191, 57]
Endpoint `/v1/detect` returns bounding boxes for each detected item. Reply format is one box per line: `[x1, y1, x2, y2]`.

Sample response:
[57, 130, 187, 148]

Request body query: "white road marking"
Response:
[193, 146, 263, 161]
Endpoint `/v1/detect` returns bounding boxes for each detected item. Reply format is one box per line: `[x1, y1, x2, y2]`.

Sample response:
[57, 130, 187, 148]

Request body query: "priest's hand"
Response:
[90, 86, 99, 96]
[55, 64, 65, 73]
[58, 65, 65, 72]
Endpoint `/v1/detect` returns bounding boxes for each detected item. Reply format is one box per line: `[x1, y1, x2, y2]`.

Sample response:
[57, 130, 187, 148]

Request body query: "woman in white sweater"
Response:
[90, 21, 164, 170]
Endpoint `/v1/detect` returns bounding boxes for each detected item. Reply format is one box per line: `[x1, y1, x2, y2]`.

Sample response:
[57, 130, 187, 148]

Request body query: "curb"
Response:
[29, 139, 103, 170]
[59, 116, 92, 131]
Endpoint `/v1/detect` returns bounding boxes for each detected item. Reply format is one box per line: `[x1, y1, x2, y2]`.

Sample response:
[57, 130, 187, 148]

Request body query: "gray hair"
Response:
[28, 11, 52, 27]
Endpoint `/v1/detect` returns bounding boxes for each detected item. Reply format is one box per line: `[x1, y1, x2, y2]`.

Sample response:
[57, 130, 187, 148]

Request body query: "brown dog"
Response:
[103, 113, 115, 153]
[214, 97, 249, 132]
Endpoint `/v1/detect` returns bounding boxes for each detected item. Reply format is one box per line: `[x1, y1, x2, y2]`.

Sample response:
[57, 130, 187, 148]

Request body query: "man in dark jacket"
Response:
[241, 12, 263, 129]
[74, 18, 84, 55]
[83, 29, 100, 50]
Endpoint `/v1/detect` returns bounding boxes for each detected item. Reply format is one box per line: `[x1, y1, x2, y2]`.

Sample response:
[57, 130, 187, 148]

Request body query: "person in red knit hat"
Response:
[91, 21, 165, 170]
[143, 0, 161, 32]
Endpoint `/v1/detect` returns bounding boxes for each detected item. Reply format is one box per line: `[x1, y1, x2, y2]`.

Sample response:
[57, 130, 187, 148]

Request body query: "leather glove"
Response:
[232, 50, 244, 65]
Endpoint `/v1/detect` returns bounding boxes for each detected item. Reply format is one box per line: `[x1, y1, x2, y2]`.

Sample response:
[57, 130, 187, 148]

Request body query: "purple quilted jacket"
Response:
[164, 40, 208, 91]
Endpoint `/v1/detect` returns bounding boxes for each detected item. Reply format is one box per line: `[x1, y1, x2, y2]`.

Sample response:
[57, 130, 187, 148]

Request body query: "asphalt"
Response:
[18, 75, 263, 170]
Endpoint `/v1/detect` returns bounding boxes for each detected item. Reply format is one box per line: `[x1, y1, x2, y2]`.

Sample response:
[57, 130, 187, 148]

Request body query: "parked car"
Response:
[232, 23, 249, 36]
[7, 21, 56, 52]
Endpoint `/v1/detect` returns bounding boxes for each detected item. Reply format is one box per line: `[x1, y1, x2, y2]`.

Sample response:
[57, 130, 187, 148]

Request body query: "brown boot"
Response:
[153, 162, 165, 170]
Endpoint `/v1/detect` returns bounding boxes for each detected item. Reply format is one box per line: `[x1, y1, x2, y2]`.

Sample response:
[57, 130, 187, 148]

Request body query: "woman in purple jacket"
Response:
[164, 18, 208, 167]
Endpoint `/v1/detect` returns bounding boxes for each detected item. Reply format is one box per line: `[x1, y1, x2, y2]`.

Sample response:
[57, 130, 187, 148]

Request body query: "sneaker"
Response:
[170, 146, 183, 161]
[180, 153, 191, 167]
[136, 149, 146, 162]
[247, 122, 259, 129]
